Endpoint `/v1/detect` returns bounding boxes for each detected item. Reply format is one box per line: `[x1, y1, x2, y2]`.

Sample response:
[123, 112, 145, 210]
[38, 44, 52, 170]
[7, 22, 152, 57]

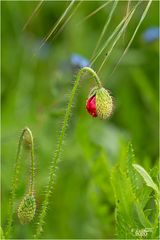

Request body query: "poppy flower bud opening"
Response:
[86, 87, 113, 119]
[86, 95, 97, 117]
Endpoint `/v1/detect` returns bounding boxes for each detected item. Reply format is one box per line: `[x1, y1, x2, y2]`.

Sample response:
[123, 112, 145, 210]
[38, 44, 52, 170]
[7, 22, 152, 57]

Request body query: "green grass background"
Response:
[1, 1, 159, 239]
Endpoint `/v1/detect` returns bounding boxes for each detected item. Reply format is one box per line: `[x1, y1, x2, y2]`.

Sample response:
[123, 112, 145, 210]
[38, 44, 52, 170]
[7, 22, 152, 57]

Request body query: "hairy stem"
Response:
[5, 127, 35, 238]
[26, 128, 35, 195]
[34, 67, 102, 238]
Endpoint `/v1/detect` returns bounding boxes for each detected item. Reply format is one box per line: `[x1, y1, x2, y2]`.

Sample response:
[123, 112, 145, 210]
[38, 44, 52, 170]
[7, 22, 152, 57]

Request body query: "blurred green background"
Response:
[2, 1, 159, 239]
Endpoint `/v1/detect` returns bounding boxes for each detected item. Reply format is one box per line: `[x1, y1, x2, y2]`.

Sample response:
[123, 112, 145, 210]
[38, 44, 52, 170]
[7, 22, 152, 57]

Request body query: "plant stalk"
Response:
[5, 127, 35, 239]
[34, 67, 102, 238]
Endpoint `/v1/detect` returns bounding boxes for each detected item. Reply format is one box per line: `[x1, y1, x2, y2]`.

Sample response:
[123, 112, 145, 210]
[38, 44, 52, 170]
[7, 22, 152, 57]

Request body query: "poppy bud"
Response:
[18, 194, 36, 224]
[86, 87, 113, 119]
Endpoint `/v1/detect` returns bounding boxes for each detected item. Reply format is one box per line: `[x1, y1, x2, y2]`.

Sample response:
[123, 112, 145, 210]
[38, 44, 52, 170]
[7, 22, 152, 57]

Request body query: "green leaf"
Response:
[111, 144, 158, 238]
[133, 164, 159, 195]
[127, 144, 152, 209]
[111, 165, 150, 238]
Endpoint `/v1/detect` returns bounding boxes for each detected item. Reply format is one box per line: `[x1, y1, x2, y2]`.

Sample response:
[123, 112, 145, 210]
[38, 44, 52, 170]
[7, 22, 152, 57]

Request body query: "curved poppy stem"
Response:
[5, 127, 35, 239]
[34, 67, 102, 238]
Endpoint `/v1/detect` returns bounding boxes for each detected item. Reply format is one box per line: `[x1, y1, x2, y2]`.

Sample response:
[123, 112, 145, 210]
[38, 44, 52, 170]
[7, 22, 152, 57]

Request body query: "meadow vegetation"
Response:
[1, 1, 159, 239]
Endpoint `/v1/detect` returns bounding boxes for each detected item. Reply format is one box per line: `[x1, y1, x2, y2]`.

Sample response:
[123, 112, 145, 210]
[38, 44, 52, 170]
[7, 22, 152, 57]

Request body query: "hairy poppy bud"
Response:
[18, 194, 36, 224]
[86, 87, 113, 119]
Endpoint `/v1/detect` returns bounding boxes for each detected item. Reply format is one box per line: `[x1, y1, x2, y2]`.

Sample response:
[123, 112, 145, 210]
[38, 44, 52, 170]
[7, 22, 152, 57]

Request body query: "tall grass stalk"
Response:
[108, 0, 152, 78]
[90, 1, 140, 67]
[22, 0, 44, 31]
[52, 1, 82, 42]
[122, 0, 131, 44]
[97, 0, 144, 74]
[77, 1, 111, 26]
[91, 0, 118, 60]
[35, 0, 76, 54]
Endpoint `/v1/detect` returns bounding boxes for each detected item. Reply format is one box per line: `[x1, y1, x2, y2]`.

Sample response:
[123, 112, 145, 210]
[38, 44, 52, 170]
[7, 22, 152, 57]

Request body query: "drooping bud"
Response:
[86, 87, 113, 119]
[17, 194, 36, 224]
[96, 87, 113, 119]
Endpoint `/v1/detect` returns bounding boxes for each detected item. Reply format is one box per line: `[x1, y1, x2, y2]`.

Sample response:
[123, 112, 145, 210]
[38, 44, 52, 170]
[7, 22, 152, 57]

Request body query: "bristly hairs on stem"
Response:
[5, 127, 36, 238]
[34, 67, 102, 239]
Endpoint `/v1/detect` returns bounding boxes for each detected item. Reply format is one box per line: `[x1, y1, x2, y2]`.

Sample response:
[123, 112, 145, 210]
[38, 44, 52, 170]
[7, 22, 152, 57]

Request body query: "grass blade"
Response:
[52, 1, 82, 42]
[122, 0, 131, 44]
[77, 1, 111, 26]
[97, 1, 142, 73]
[90, 1, 140, 67]
[22, 0, 44, 31]
[34, 0, 76, 55]
[109, 0, 152, 78]
[91, 0, 118, 59]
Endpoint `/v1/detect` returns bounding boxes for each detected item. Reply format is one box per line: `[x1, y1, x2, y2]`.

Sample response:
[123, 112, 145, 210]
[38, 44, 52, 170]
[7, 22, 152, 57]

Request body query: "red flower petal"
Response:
[86, 95, 97, 117]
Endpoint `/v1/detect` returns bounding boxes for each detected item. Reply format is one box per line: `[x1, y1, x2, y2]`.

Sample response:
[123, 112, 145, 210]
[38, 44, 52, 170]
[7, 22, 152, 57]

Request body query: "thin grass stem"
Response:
[91, 0, 119, 60]
[22, 0, 44, 31]
[90, 1, 140, 68]
[108, 0, 152, 78]
[52, 1, 82, 42]
[97, 1, 141, 74]
[77, 1, 111, 26]
[34, 0, 76, 55]
[122, 0, 131, 44]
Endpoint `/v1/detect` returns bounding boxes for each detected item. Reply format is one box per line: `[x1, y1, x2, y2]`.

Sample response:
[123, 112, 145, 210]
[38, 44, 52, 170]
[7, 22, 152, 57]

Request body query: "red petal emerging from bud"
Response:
[86, 95, 97, 117]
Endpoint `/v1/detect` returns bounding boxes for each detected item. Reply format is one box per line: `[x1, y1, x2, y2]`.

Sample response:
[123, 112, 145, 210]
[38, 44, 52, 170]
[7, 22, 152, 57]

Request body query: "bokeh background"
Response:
[2, 1, 159, 239]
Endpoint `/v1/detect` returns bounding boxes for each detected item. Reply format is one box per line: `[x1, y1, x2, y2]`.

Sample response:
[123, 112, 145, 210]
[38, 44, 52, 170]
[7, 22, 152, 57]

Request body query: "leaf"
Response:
[111, 144, 158, 238]
[111, 165, 150, 238]
[126, 143, 137, 190]
[127, 144, 152, 209]
[133, 164, 159, 195]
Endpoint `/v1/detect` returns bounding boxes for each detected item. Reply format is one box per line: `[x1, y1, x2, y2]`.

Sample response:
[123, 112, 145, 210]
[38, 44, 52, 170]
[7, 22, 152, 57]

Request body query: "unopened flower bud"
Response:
[86, 87, 113, 119]
[18, 194, 36, 224]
